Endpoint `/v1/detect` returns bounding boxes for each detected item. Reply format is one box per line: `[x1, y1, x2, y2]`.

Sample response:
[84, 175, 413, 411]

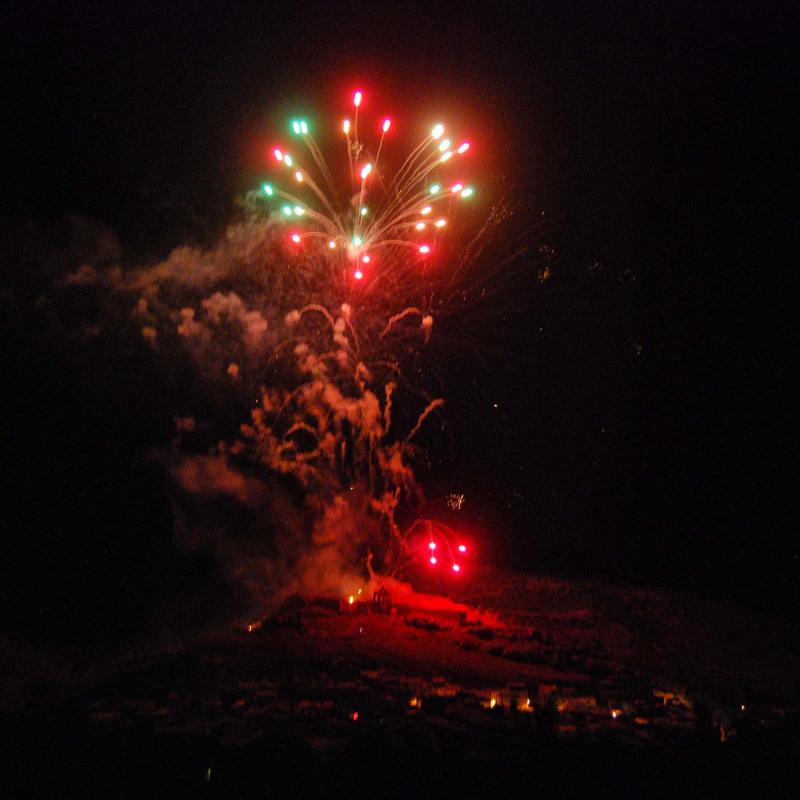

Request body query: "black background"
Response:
[1, 1, 796, 643]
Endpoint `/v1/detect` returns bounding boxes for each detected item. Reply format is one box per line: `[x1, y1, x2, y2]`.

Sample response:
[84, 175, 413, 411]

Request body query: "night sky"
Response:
[2, 1, 796, 643]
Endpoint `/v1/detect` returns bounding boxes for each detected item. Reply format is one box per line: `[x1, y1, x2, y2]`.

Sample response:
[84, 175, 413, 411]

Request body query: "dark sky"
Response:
[2, 1, 796, 634]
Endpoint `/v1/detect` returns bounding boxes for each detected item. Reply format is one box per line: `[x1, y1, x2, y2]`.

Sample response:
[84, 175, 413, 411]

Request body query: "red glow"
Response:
[452, 564, 461, 573]
[419, 245, 431, 254]
[291, 233, 301, 244]
[428, 541, 437, 550]
[351, 711, 359, 721]
[382, 118, 391, 133]
[429, 556, 438, 565]
[458, 544, 467, 553]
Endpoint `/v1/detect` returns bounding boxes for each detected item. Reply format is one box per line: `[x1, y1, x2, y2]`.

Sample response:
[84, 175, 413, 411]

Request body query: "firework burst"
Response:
[251, 90, 476, 292]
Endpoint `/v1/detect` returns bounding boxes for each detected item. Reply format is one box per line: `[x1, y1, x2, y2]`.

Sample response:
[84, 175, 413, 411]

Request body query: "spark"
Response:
[438, 138, 451, 152]
[300, 121, 308, 134]
[293, 206, 304, 215]
[360, 206, 368, 216]
[457, 142, 470, 154]
[429, 183, 441, 194]
[460, 186, 474, 198]
[420, 205, 432, 215]
[362, 255, 371, 263]
[353, 90, 363, 107]
[354, 269, 364, 280]
[291, 233, 302, 244]
[295, 170, 304, 182]
[429, 556, 438, 565]
[428, 541, 437, 550]
[292, 120, 301, 134]
[435, 218, 446, 228]
[451, 183, 464, 193]
[328, 240, 337, 249]
[440, 151, 452, 163]
[283, 154, 293, 167]
[431, 123, 445, 139]
[360, 163, 373, 179]
[458, 544, 467, 553]
[343, 119, 351, 134]
[262, 183, 274, 195]
[419, 245, 431, 254]
[281, 205, 292, 215]
[352, 235, 363, 247]
[452, 563, 460, 572]
[415, 222, 426, 231]
[273, 148, 283, 161]
[382, 118, 391, 132]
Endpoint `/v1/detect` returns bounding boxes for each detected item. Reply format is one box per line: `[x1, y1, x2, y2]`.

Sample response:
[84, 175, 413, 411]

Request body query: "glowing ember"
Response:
[452, 563, 460, 573]
[429, 556, 438, 565]
[458, 544, 467, 553]
[428, 541, 437, 550]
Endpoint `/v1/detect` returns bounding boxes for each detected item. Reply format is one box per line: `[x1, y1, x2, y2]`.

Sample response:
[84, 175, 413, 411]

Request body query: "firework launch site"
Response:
[3, 568, 799, 797]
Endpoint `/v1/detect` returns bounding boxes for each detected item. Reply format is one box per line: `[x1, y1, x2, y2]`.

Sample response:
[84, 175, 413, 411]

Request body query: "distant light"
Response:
[352, 235, 363, 246]
[428, 541, 437, 550]
[451, 183, 464, 193]
[291, 233, 301, 243]
[362, 255, 371, 263]
[429, 183, 441, 194]
[440, 151, 453, 162]
[348, 595, 354, 605]
[354, 269, 364, 280]
[420, 205, 432, 215]
[293, 206, 304, 215]
[351, 711, 359, 721]
[360, 206, 368, 216]
[419, 245, 431, 254]
[415, 222, 426, 231]
[435, 218, 446, 228]
[457, 142, 470, 154]
[431, 123, 445, 140]
[273, 148, 283, 162]
[262, 183, 274, 196]
[353, 90, 363, 107]
[295, 170, 303, 182]
[283, 154, 293, 167]
[458, 544, 467, 553]
[281, 205, 292, 215]
[292, 120, 301, 134]
[343, 119, 351, 134]
[382, 118, 391, 132]
[438, 139, 451, 153]
[460, 186, 474, 198]
[300, 120, 308, 134]
[360, 163, 372, 179]
[429, 556, 438, 565]
[328, 240, 337, 249]
[452, 563, 460, 572]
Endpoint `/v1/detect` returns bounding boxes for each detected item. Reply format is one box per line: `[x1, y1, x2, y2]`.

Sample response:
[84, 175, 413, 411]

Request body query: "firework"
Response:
[256, 90, 475, 286]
